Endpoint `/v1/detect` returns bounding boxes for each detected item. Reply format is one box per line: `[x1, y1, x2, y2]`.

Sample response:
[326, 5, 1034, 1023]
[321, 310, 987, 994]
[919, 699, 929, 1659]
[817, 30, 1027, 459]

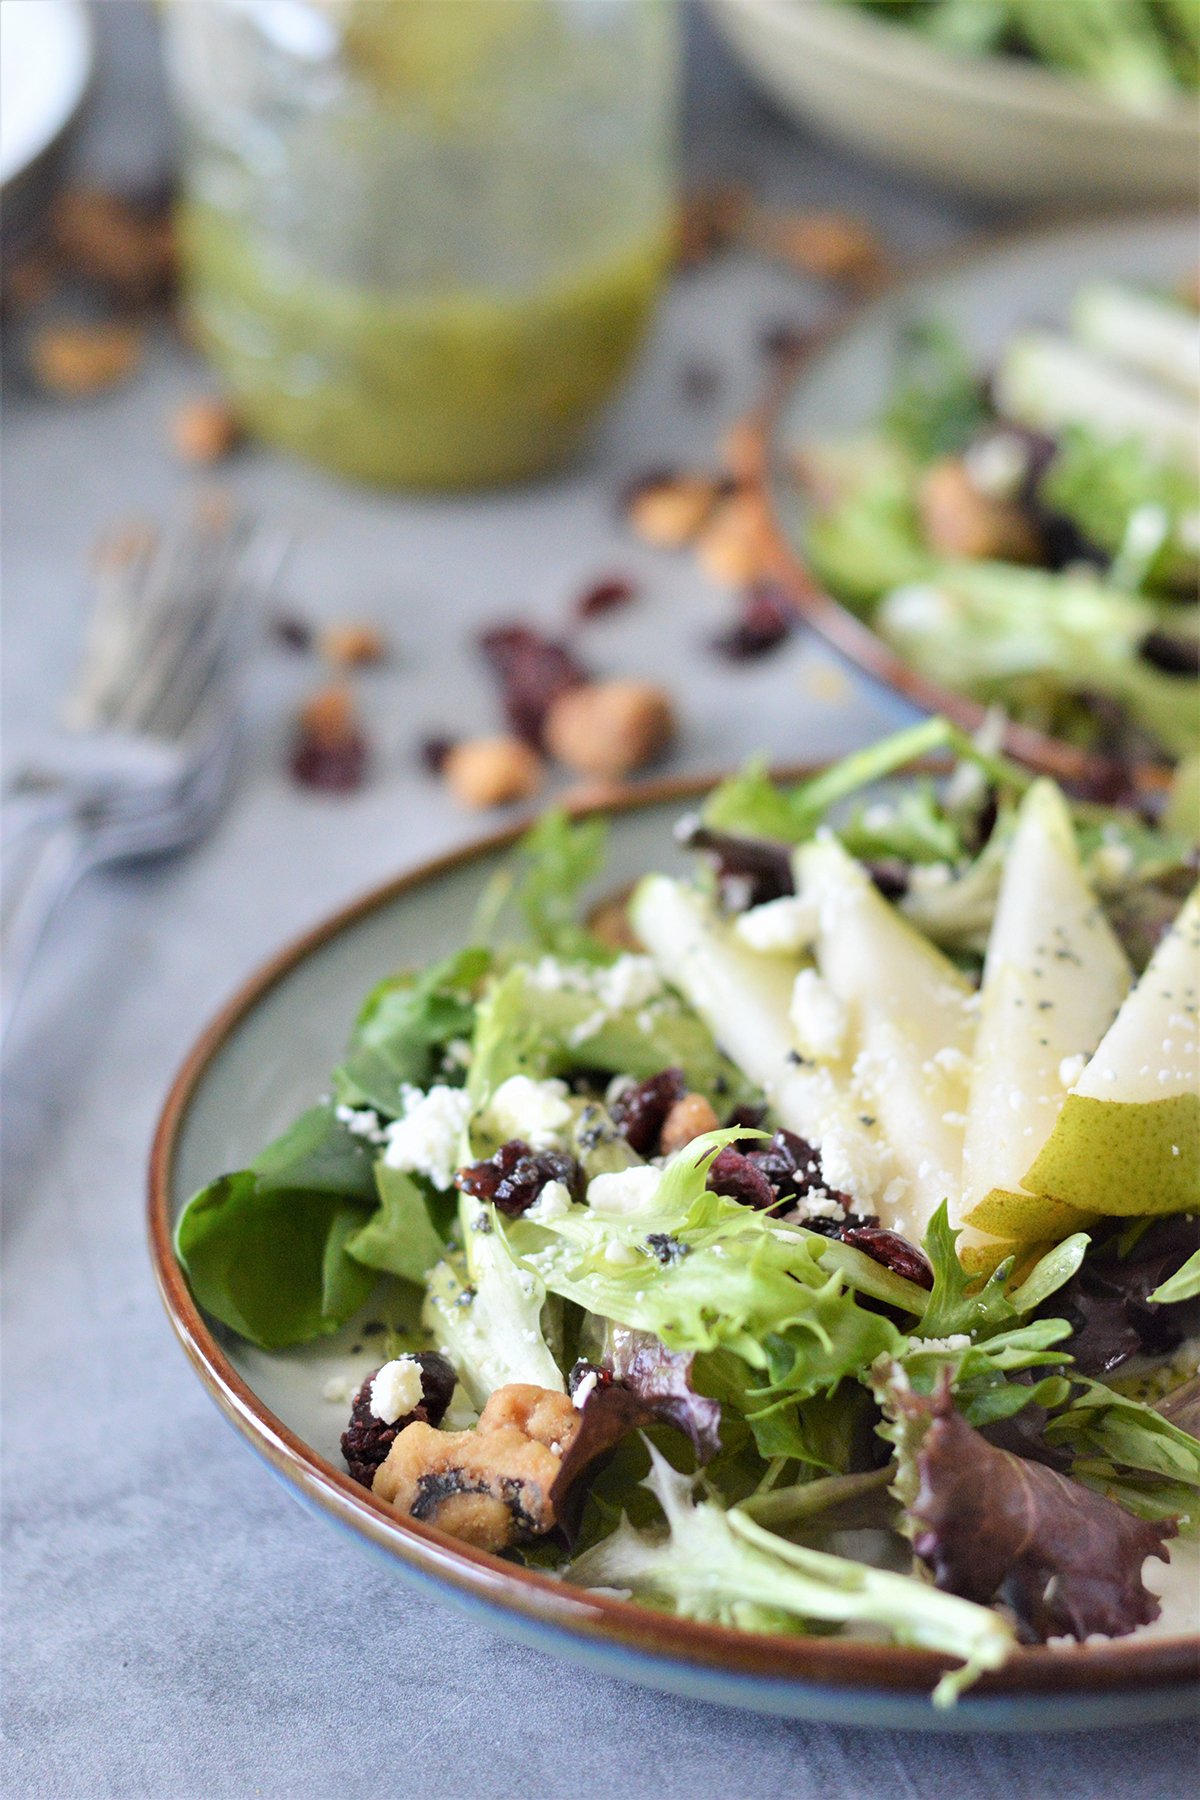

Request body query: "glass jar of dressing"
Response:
[165, 0, 678, 489]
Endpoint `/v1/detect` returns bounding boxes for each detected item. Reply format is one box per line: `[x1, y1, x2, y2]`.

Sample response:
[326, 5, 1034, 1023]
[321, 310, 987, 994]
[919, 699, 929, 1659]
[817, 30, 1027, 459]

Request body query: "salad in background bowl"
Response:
[171, 720, 1199, 1706]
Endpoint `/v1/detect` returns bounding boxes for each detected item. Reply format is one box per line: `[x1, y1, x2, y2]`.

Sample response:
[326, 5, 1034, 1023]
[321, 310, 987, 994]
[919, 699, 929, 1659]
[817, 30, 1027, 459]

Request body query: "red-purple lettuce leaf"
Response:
[887, 1374, 1175, 1645]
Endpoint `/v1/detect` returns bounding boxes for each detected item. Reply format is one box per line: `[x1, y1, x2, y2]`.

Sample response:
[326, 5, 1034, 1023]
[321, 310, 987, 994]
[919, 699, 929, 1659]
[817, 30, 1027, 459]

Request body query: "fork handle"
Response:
[1, 818, 90, 1045]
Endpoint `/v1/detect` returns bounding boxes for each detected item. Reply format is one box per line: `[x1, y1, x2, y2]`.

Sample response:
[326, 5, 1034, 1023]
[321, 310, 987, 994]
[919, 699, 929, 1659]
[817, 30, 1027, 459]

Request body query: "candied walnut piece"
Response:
[341, 1354, 456, 1488]
[456, 1141, 585, 1215]
[675, 183, 752, 269]
[53, 186, 176, 302]
[372, 1383, 581, 1551]
[917, 458, 1041, 563]
[624, 471, 726, 549]
[170, 398, 242, 465]
[659, 1092, 719, 1157]
[610, 1068, 686, 1156]
[320, 620, 388, 669]
[29, 322, 143, 396]
[743, 207, 887, 289]
[694, 491, 771, 587]
[442, 735, 543, 809]
[544, 680, 675, 779]
[585, 889, 642, 954]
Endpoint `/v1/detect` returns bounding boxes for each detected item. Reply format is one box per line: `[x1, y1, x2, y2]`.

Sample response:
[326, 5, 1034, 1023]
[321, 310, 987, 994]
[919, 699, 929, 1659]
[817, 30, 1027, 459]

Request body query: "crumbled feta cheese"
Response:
[322, 1375, 358, 1404]
[931, 1045, 971, 1077]
[795, 1190, 846, 1223]
[790, 968, 848, 1061]
[525, 1179, 573, 1224]
[382, 1084, 472, 1189]
[443, 1037, 473, 1069]
[369, 1357, 424, 1425]
[595, 955, 662, 1013]
[603, 1241, 642, 1266]
[908, 861, 954, 895]
[484, 1075, 573, 1151]
[818, 1126, 882, 1205]
[1091, 840, 1134, 886]
[335, 1104, 385, 1144]
[909, 1334, 971, 1354]
[572, 1370, 599, 1410]
[734, 895, 819, 955]
[883, 582, 952, 635]
[588, 1165, 663, 1217]
[963, 430, 1029, 501]
[1058, 1052, 1087, 1090]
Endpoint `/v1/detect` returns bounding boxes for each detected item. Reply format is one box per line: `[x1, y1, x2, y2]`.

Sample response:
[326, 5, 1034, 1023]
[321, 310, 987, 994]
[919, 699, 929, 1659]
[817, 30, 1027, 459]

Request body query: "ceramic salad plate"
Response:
[150, 746, 1200, 1734]
[760, 210, 1198, 792]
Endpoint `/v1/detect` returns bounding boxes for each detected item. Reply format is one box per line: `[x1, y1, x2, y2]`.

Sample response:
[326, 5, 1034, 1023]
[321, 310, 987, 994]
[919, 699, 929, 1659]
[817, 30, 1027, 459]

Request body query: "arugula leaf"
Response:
[882, 318, 989, 462]
[702, 719, 1028, 847]
[1046, 1379, 1200, 1523]
[567, 1443, 1014, 1703]
[1149, 1245, 1200, 1305]
[344, 1164, 451, 1284]
[175, 1105, 378, 1349]
[917, 1201, 1087, 1338]
[333, 947, 489, 1116]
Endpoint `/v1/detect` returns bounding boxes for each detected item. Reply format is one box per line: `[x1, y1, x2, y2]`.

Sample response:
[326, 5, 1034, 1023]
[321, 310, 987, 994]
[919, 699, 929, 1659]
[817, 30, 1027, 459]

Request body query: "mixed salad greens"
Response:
[836, 0, 1200, 110]
[796, 277, 1200, 766]
[177, 721, 1200, 1702]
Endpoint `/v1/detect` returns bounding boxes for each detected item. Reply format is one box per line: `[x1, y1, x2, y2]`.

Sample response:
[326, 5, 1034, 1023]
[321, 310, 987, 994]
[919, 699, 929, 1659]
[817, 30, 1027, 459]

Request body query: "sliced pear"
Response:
[958, 780, 1131, 1251]
[1022, 885, 1200, 1216]
[793, 834, 975, 1241]
[629, 874, 894, 1207]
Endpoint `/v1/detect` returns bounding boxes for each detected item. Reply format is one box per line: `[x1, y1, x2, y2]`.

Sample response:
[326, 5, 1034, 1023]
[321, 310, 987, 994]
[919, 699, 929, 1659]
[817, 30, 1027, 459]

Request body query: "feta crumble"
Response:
[483, 1075, 573, 1151]
[382, 1084, 472, 1189]
[909, 1334, 971, 1354]
[369, 1357, 425, 1425]
[572, 1370, 599, 1410]
[588, 1165, 663, 1217]
[335, 1105, 386, 1144]
[790, 968, 849, 1061]
[525, 1179, 573, 1223]
[734, 895, 819, 955]
[1058, 1052, 1087, 1090]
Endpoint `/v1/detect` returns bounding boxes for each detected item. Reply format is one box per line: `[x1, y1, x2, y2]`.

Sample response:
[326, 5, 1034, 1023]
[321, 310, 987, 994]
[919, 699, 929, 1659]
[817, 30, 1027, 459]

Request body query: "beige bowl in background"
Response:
[708, 0, 1199, 206]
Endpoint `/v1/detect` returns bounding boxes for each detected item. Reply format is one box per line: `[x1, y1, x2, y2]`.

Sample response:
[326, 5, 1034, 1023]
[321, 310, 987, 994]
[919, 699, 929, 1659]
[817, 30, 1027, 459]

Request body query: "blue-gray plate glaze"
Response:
[150, 778, 1200, 1733]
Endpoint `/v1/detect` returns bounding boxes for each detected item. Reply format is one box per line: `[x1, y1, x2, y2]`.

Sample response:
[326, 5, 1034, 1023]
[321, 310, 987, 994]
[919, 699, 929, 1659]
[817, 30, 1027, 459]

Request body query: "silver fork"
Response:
[1, 506, 290, 1043]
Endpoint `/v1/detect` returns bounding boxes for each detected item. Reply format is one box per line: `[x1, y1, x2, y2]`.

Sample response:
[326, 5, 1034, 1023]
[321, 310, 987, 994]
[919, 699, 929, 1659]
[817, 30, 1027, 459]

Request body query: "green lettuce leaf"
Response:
[567, 1443, 1014, 1703]
[175, 1104, 378, 1349]
[333, 946, 489, 1116]
[344, 1163, 451, 1284]
[1039, 426, 1199, 593]
[1046, 1379, 1200, 1524]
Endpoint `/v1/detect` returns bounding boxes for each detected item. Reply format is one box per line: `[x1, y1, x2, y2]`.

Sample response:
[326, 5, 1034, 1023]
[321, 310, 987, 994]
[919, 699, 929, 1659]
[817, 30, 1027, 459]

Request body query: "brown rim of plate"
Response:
[747, 205, 1195, 801]
[148, 767, 1199, 1701]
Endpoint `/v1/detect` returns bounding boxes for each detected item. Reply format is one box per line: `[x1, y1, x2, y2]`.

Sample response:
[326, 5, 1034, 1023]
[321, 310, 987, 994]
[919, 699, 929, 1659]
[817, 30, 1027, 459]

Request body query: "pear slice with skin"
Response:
[630, 874, 895, 1208]
[793, 833, 975, 1243]
[958, 780, 1131, 1253]
[1022, 884, 1200, 1216]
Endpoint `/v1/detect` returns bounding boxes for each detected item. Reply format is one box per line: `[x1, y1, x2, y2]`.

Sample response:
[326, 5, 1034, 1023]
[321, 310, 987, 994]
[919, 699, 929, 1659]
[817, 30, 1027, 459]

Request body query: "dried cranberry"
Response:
[748, 1128, 822, 1198]
[867, 859, 910, 902]
[706, 1146, 777, 1210]
[575, 576, 638, 621]
[568, 1359, 617, 1399]
[419, 734, 455, 774]
[676, 818, 794, 911]
[478, 623, 587, 747]
[610, 1068, 687, 1156]
[723, 1101, 767, 1146]
[289, 729, 368, 793]
[803, 1209, 878, 1239]
[710, 584, 794, 662]
[340, 1352, 457, 1488]
[269, 611, 313, 652]
[841, 1225, 934, 1290]
[457, 1139, 585, 1216]
[759, 320, 816, 362]
[1139, 630, 1200, 678]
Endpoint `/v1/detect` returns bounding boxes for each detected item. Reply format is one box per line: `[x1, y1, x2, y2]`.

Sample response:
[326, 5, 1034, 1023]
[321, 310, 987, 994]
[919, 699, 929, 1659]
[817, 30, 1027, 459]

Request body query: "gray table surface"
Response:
[3, 5, 1197, 1797]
